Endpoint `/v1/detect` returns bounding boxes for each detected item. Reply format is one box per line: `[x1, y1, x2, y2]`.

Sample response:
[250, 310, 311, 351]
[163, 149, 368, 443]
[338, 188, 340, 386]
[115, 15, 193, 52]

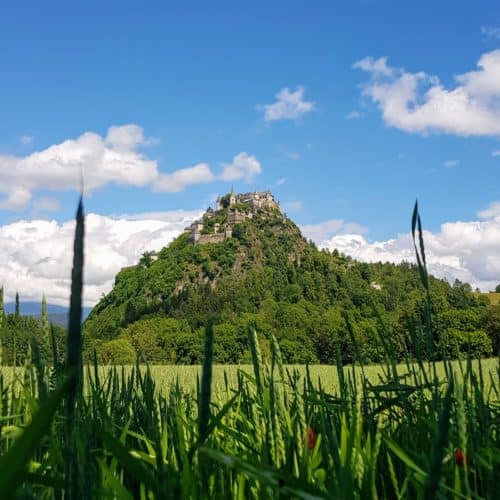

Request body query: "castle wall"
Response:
[227, 210, 250, 225]
[187, 191, 279, 245]
[197, 233, 226, 244]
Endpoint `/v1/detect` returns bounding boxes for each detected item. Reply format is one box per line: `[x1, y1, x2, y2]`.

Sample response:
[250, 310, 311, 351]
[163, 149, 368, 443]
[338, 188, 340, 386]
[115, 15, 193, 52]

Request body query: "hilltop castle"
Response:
[185, 189, 280, 244]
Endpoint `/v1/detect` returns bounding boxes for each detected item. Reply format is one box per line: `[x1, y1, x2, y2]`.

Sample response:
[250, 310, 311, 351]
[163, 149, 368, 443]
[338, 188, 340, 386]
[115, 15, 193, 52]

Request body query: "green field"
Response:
[3, 359, 498, 398]
[127, 358, 499, 395]
[485, 292, 500, 305]
[0, 345, 498, 498]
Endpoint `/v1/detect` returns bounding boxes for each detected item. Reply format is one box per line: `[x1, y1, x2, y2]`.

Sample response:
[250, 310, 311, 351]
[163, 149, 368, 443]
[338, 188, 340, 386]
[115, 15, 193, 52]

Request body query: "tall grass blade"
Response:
[0, 376, 68, 496]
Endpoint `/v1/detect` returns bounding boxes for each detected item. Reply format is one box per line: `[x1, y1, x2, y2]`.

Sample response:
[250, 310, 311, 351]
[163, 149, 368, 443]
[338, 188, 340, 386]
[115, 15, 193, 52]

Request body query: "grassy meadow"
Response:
[483, 292, 500, 305]
[3, 359, 498, 398]
[0, 337, 498, 498]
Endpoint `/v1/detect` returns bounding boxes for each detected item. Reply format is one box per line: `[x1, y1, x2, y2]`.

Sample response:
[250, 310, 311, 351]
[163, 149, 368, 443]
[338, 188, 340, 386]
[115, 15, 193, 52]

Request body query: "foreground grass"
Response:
[0, 345, 499, 498]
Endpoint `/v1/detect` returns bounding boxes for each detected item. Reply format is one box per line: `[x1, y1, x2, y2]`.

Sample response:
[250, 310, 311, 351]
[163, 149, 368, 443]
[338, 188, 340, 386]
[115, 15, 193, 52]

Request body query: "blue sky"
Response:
[1, 1, 500, 304]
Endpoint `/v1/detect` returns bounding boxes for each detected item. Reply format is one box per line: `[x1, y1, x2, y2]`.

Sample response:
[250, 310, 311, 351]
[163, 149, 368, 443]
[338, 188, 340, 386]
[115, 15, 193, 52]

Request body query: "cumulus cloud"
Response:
[481, 26, 500, 39]
[261, 86, 315, 122]
[353, 56, 393, 77]
[283, 200, 303, 212]
[478, 201, 500, 219]
[20, 135, 34, 146]
[0, 209, 202, 307]
[0, 125, 263, 210]
[33, 197, 61, 212]
[220, 153, 262, 182]
[155, 163, 215, 192]
[0, 125, 158, 210]
[346, 111, 362, 120]
[354, 50, 500, 136]
[310, 202, 500, 291]
[0, 187, 32, 210]
[301, 219, 368, 242]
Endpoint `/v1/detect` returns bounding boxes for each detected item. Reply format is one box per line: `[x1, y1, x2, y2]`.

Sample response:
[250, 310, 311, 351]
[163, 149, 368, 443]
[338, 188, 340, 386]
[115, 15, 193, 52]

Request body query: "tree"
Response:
[41, 295, 49, 338]
[40, 294, 51, 358]
[0, 286, 4, 329]
[484, 304, 500, 355]
[495, 284, 500, 293]
[15, 292, 20, 318]
[100, 338, 137, 365]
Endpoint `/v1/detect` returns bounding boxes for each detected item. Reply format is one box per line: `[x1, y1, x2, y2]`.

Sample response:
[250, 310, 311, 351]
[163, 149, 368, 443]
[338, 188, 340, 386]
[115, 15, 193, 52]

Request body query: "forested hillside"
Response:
[83, 207, 498, 364]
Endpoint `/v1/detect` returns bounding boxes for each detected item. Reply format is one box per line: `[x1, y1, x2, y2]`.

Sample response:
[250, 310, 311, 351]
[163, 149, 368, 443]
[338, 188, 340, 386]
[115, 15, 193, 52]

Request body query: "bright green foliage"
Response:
[0, 287, 4, 330]
[100, 338, 137, 364]
[84, 211, 493, 364]
[0, 311, 66, 365]
[484, 304, 500, 355]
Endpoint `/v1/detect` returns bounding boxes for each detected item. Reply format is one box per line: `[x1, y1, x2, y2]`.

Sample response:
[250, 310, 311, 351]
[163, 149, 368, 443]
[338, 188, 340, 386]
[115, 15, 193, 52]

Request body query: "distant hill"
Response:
[83, 190, 494, 364]
[4, 302, 92, 327]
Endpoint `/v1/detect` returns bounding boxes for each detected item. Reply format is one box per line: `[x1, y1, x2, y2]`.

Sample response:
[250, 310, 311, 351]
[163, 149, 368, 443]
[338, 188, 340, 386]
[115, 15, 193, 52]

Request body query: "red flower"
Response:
[455, 449, 466, 466]
[307, 426, 315, 450]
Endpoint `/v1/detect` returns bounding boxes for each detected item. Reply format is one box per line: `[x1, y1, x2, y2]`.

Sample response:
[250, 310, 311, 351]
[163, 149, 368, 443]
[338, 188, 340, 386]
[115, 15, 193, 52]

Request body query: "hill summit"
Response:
[83, 190, 492, 364]
[185, 189, 281, 245]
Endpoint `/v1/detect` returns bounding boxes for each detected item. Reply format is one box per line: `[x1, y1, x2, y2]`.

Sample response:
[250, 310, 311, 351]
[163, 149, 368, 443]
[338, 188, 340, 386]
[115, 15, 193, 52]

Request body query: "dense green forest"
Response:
[0, 291, 67, 366]
[80, 208, 499, 364]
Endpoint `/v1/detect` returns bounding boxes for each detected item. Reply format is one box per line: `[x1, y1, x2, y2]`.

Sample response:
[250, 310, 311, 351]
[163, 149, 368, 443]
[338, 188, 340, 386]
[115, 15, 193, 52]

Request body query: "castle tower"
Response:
[229, 185, 236, 206]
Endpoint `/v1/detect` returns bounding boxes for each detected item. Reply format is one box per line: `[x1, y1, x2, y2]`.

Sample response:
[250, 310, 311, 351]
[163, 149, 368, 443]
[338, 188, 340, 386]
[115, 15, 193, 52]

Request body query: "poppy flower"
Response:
[307, 426, 315, 450]
[454, 449, 466, 466]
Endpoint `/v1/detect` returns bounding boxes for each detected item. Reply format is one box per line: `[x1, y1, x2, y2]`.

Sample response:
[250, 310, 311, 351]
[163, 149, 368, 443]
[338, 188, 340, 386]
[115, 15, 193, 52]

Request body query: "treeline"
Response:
[0, 289, 66, 366]
[83, 214, 500, 364]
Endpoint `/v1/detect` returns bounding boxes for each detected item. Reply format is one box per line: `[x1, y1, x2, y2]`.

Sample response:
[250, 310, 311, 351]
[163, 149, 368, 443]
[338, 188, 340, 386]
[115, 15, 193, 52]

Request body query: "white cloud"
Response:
[492, 150, 500, 157]
[346, 111, 362, 120]
[20, 135, 33, 146]
[0, 209, 202, 307]
[353, 56, 393, 77]
[0, 125, 159, 209]
[105, 124, 150, 151]
[481, 26, 500, 39]
[478, 201, 500, 219]
[155, 163, 215, 192]
[220, 152, 262, 182]
[354, 50, 500, 136]
[275, 177, 287, 186]
[311, 202, 500, 291]
[284, 151, 300, 160]
[444, 159, 460, 167]
[33, 197, 60, 212]
[283, 200, 303, 212]
[0, 187, 32, 210]
[301, 219, 367, 242]
[0, 125, 263, 210]
[261, 86, 315, 122]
